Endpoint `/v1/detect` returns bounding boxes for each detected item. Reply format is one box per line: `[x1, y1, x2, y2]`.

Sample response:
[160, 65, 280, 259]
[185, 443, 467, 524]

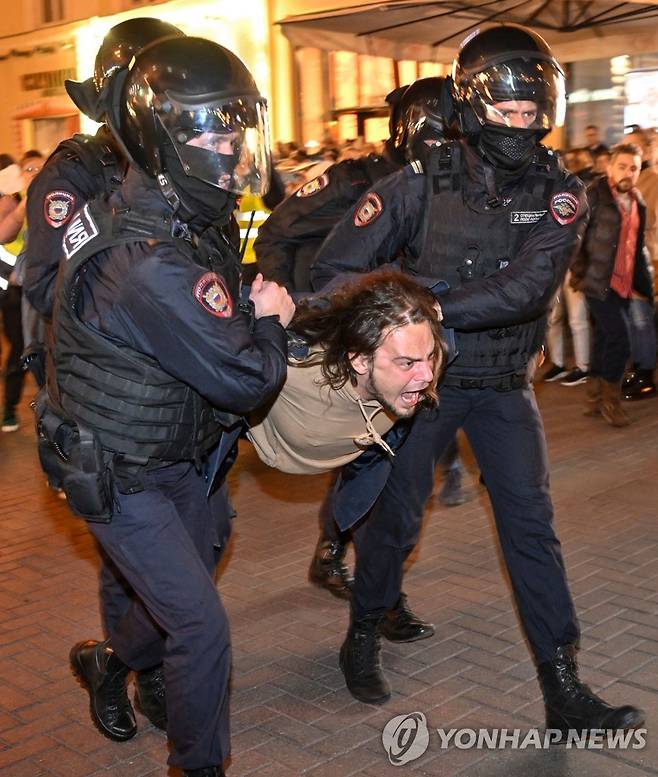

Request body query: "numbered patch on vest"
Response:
[44, 190, 76, 228]
[510, 210, 547, 224]
[549, 192, 579, 225]
[193, 272, 233, 318]
[63, 204, 99, 259]
[296, 173, 329, 198]
[354, 192, 383, 227]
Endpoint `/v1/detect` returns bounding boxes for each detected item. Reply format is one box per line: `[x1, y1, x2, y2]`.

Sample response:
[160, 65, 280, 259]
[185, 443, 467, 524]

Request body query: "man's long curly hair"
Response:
[290, 270, 447, 404]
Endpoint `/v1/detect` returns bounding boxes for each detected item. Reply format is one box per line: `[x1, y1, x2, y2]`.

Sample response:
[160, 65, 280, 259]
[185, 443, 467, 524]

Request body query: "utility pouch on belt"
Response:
[33, 390, 114, 523]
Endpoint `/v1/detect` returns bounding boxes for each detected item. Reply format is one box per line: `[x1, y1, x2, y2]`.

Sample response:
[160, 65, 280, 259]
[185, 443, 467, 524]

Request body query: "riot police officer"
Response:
[23, 16, 185, 732]
[311, 25, 645, 734]
[23, 17, 185, 320]
[42, 37, 293, 777]
[256, 77, 467, 603]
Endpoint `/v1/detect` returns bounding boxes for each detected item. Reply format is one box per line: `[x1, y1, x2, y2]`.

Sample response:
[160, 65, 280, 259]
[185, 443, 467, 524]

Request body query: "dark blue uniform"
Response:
[23, 129, 121, 318]
[51, 168, 288, 770]
[255, 154, 397, 292]
[312, 140, 588, 662]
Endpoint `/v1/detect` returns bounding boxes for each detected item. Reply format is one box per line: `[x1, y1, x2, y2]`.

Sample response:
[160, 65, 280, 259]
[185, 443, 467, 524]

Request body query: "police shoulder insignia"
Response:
[354, 192, 383, 228]
[62, 204, 99, 260]
[193, 272, 233, 318]
[296, 173, 330, 198]
[549, 192, 579, 225]
[44, 190, 76, 228]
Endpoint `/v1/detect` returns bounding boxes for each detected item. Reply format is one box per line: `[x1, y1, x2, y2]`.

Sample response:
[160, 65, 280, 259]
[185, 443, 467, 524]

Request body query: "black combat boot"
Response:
[309, 539, 353, 600]
[134, 664, 167, 731]
[340, 615, 391, 704]
[380, 593, 435, 643]
[70, 639, 137, 741]
[538, 645, 645, 736]
[183, 768, 225, 776]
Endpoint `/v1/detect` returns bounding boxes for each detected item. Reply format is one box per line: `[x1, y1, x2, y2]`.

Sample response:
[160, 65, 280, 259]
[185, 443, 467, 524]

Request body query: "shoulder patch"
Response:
[295, 173, 329, 198]
[193, 272, 233, 318]
[44, 190, 76, 228]
[549, 192, 579, 225]
[354, 192, 383, 228]
[62, 204, 99, 260]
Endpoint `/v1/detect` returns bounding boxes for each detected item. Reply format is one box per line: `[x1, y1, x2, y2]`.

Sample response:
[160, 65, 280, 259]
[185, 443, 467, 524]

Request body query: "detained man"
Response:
[247, 270, 447, 475]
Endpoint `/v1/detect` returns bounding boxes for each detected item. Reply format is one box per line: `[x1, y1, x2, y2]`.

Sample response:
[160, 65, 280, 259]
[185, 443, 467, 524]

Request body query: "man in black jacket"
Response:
[311, 25, 644, 737]
[45, 37, 293, 777]
[570, 143, 654, 426]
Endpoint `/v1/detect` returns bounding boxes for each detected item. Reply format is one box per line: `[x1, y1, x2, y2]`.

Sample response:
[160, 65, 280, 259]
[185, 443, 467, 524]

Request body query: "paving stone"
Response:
[1, 375, 656, 776]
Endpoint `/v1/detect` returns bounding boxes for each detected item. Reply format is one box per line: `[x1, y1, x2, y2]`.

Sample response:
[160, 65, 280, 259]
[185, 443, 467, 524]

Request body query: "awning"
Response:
[277, 0, 658, 62]
[12, 95, 76, 120]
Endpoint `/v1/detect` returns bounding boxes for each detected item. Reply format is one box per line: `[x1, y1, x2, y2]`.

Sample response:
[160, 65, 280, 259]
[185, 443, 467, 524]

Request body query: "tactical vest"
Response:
[410, 142, 560, 380]
[50, 199, 232, 466]
[50, 132, 124, 196]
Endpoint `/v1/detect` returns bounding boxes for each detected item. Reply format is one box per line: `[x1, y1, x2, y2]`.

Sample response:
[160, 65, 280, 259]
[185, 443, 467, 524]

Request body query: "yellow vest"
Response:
[235, 193, 270, 264]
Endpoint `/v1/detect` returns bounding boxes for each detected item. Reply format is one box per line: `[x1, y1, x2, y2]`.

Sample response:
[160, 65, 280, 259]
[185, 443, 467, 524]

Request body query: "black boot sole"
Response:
[546, 707, 646, 741]
[69, 646, 137, 742]
[380, 624, 435, 643]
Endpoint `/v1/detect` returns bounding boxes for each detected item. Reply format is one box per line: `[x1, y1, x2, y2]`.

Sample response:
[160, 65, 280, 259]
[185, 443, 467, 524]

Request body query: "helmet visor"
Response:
[399, 103, 445, 160]
[464, 59, 566, 130]
[159, 95, 271, 194]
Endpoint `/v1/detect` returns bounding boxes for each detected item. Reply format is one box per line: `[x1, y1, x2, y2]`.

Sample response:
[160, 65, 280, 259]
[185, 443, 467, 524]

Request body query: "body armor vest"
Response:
[50, 199, 232, 466]
[409, 142, 560, 380]
[50, 132, 124, 196]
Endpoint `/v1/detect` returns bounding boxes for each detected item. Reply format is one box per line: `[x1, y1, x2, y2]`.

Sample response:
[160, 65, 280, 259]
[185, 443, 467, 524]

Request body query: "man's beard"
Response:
[615, 178, 634, 193]
[364, 373, 426, 419]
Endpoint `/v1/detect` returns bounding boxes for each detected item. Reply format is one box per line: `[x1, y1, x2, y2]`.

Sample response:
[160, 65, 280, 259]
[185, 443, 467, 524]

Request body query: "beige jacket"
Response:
[247, 357, 395, 475]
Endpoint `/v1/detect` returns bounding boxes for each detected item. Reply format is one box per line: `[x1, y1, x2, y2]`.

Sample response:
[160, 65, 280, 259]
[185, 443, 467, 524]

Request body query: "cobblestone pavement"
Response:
[1, 378, 657, 777]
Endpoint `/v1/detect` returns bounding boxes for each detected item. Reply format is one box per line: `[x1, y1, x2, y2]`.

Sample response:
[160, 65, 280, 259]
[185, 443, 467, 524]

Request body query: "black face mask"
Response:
[162, 143, 237, 229]
[478, 123, 544, 171]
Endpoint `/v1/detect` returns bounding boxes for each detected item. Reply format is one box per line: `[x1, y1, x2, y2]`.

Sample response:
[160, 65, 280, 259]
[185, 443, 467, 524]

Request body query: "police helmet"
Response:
[394, 77, 446, 162]
[120, 36, 271, 195]
[65, 18, 184, 122]
[452, 25, 566, 134]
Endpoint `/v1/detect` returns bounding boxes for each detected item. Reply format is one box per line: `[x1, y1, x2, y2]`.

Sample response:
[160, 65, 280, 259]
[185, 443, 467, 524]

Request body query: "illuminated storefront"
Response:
[0, 0, 270, 157]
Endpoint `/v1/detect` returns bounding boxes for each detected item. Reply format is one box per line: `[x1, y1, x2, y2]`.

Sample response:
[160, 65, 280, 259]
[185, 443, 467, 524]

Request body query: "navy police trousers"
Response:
[89, 461, 232, 770]
[351, 385, 580, 663]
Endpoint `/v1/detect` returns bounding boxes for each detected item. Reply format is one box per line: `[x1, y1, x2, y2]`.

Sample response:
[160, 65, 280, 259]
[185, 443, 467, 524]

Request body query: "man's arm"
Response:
[439, 178, 589, 330]
[114, 248, 291, 414]
[310, 168, 423, 290]
[255, 164, 370, 289]
[23, 158, 95, 317]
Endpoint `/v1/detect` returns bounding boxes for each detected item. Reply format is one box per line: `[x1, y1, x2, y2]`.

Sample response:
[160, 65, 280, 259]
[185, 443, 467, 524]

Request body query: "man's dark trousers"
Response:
[587, 291, 632, 383]
[350, 385, 580, 663]
[89, 461, 232, 770]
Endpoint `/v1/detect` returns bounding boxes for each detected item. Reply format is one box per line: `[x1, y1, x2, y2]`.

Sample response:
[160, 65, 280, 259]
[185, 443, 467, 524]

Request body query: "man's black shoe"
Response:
[309, 539, 353, 600]
[438, 468, 468, 507]
[340, 615, 391, 704]
[538, 645, 645, 737]
[380, 593, 435, 643]
[70, 639, 137, 742]
[183, 768, 225, 776]
[623, 369, 656, 401]
[135, 664, 167, 731]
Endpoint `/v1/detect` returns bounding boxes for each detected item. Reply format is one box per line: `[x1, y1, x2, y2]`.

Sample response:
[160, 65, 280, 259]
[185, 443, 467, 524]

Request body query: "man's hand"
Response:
[249, 273, 296, 327]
